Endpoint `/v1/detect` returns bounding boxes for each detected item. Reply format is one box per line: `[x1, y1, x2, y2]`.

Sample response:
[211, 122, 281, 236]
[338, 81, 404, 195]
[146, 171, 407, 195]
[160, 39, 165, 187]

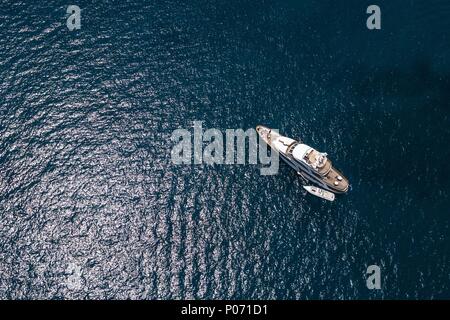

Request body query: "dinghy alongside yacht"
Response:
[303, 186, 336, 202]
[256, 125, 349, 200]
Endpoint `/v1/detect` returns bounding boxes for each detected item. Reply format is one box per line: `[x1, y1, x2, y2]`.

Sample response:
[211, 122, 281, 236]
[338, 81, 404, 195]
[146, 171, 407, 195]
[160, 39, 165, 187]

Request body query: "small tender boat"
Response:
[303, 186, 335, 202]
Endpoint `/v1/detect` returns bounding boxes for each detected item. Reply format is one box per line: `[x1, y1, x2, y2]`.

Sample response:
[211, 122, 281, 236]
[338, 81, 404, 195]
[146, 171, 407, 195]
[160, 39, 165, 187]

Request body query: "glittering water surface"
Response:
[0, 0, 449, 299]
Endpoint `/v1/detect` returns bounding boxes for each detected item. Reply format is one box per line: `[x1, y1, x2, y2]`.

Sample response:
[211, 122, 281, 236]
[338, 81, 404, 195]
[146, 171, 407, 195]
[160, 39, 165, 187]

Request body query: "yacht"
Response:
[256, 125, 349, 194]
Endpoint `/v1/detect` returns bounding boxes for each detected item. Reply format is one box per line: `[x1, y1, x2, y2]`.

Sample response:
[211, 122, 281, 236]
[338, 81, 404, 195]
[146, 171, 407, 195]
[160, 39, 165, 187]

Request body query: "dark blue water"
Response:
[0, 0, 449, 299]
